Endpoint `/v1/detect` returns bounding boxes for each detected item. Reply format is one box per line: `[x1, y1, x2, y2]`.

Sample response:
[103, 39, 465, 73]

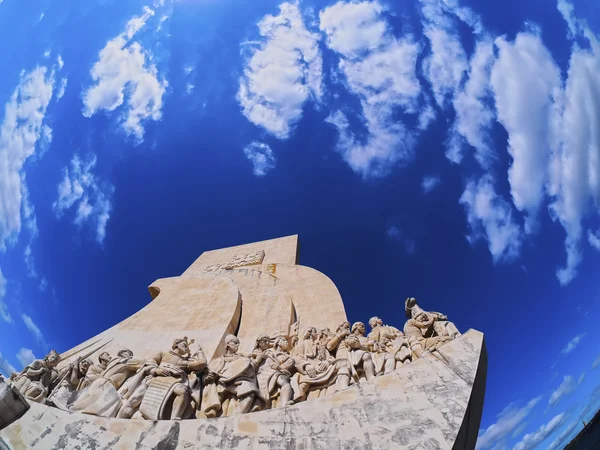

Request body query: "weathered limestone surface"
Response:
[0, 330, 486, 449]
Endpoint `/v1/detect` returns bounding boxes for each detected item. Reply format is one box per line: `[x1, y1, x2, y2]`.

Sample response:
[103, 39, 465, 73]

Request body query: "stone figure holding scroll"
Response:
[13, 350, 60, 403]
[405, 297, 460, 339]
[118, 338, 207, 420]
[290, 327, 352, 402]
[327, 321, 376, 381]
[202, 334, 263, 417]
[252, 334, 295, 409]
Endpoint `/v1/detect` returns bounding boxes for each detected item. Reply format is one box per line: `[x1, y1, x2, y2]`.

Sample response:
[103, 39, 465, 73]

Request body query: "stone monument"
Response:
[0, 235, 487, 449]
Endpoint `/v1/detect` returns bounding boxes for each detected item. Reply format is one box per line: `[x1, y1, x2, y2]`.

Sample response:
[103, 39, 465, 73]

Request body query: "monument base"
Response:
[0, 330, 486, 450]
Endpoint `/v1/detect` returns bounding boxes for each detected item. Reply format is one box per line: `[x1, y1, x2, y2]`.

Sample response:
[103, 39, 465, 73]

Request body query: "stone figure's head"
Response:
[98, 352, 111, 365]
[44, 350, 60, 368]
[336, 321, 351, 333]
[405, 297, 417, 318]
[172, 337, 192, 356]
[274, 336, 289, 351]
[225, 334, 240, 353]
[255, 334, 271, 351]
[117, 349, 134, 359]
[78, 358, 91, 374]
[352, 322, 366, 336]
[304, 327, 317, 341]
[368, 317, 382, 328]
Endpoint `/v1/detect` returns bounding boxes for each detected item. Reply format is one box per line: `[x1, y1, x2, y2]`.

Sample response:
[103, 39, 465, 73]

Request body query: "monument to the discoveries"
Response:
[0, 235, 487, 449]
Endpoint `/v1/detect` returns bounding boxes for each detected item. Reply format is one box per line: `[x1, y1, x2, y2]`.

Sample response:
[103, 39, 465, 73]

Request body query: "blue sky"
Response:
[0, 0, 599, 448]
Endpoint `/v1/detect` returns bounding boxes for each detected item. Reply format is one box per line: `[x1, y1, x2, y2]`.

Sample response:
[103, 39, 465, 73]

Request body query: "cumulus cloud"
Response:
[0, 352, 16, 377]
[238, 2, 322, 139]
[514, 413, 566, 450]
[0, 67, 54, 249]
[476, 397, 541, 449]
[460, 175, 522, 263]
[16, 348, 36, 367]
[422, 175, 441, 193]
[82, 6, 167, 143]
[243, 142, 276, 176]
[0, 268, 11, 323]
[561, 333, 585, 354]
[22, 313, 44, 345]
[321, 1, 421, 177]
[491, 32, 562, 235]
[549, 375, 575, 406]
[53, 154, 113, 244]
[449, 39, 495, 166]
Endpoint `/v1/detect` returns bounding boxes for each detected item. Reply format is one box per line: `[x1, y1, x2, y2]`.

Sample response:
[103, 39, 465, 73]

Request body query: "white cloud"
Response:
[460, 175, 522, 263]
[39, 277, 48, 292]
[514, 413, 566, 450]
[422, 175, 441, 193]
[321, 1, 421, 177]
[386, 224, 416, 254]
[24, 244, 37, 278]
[243, 142, 276, 176]
[82, 7, 167, 143]
[53, 154, 113, 244]
[0, 67, 54, 250]
[16, 348, 36, 367]
[450, 39, 495, 166]
[22, 314, 44, 345]
[557, 0, 578, 38]
[238, 2, 322, 139]
[547, 419, 579, 450]
[549, 375, 575, 406]
[57, 55, 64, 71]
[56, 78, 67, 100]
[476, 397, 541, 449]
[490, 32, 562, 235]
[589, 229, 600, 250]
[578, 372, 586, 385]
[0, 268, 11, 323]
[561, 333, 585, 354]
[548, 2, 600, 285]
[593, 354, 600, 369]
[0, 352, 16, 377]
[185, 83, 195, 95]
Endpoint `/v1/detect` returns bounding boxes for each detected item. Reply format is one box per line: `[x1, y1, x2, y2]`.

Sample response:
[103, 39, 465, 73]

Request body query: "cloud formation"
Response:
[476, 396, 541, 449]
[0, 268, 10, 323]
[513, 413, 566, 450]
[238, 2, 322, 139]
[0, 66, 54, 249]
[548, 375, 575, 406]
[421, 175, 441, 193]
[561, 333, 585, 354]
[83, 6, 167, 143]
[243, 142, 276, 176]
[53, 154, 113, 244]
[460, 175, 522, 263]
[0, 352, 16, 377]
[16, 348, 36, 367]
[22, 313, 44, 345]
[321, 0, 421, 177]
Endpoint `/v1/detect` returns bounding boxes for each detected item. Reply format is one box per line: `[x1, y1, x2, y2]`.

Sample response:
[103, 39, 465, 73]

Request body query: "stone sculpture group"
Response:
[9, 298, 460, 421]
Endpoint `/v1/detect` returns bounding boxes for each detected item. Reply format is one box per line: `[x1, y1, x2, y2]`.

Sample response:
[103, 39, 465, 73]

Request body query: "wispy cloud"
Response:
[421, 175, 441, 193]
[243, 142, 276, 176]
[0, 352, 16, 377]
[476, 396, 541, 449]
[549, 375, 575, 406]
[514, 413, 566, 450]
[22, 314, 45, 346]
[0, 268, 11, 323]
[561, 333, 586, 354]
[16, 348, 36, 367]
[53, 154, 113, 244]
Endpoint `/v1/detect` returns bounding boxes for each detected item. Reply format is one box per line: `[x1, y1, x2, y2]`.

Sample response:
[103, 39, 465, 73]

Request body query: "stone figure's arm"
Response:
[20, 360, 44, 377]
[280, 355, 295, 372]
[413, 317, 434, 329]
[187, 352, 208, 372]
[326, 334, 342, 352]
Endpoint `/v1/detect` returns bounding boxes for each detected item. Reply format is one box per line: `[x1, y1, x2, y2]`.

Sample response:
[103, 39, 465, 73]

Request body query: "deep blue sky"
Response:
[0, 0, 599, 448]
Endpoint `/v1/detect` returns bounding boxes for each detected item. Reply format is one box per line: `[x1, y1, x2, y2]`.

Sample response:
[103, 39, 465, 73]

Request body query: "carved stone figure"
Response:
[80, 352, 111, 389]
[405, 298, 460, 339]
[67, 349, 145, 417]
[13, 350, 60, 403]
[290, 327, 352, 402]
[47, 357, 91, 409]
[202, 334, 263, 417]
[404, 312, 452, 358]
[327, 321, 376, 381]
[251, 334, 295, 409]
[366, 318, 412, 374]
[118, 338, 207, 420]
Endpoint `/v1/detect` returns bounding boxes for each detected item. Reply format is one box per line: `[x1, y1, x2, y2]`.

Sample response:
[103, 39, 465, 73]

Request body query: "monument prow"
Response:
[0, 235, 486, 449]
